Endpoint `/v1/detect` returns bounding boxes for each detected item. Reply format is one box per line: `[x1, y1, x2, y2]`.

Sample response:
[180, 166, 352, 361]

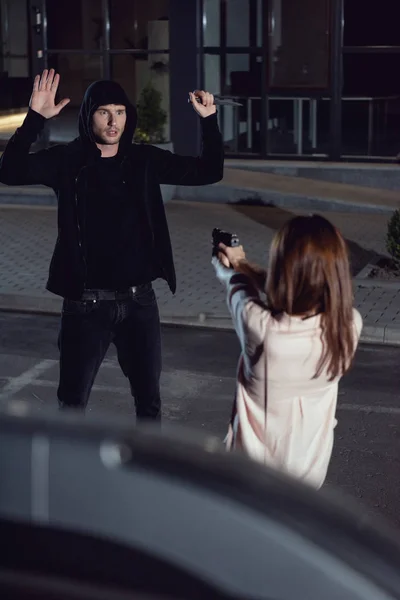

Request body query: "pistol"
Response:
[212, 228, 240, 257]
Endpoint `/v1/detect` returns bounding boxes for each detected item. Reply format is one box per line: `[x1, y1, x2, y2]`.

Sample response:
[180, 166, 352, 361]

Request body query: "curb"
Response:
[175, 184, 397, 215]
[1, 181, 397, 215]
[354, 262, 400, 291]
[0, 292, 399, 346]
[224, 161, 400, 193]
[0, 185, 56, 207]
[0, 185, 176, 206]
[360, 323, 400, 345]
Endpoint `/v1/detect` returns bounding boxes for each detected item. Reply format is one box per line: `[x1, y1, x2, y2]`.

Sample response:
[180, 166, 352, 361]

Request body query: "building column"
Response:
[169, 0, 201, 155]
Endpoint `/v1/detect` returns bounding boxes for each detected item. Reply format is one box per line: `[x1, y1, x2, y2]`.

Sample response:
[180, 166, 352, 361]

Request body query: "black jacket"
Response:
[0, 82, 224, 299]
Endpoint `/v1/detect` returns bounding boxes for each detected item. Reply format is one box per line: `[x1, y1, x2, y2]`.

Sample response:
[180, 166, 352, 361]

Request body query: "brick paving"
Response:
[0, 201, 399, 344]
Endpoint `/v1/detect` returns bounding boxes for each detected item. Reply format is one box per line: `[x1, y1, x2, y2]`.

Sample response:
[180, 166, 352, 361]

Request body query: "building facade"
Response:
[1, 0, 400, 161]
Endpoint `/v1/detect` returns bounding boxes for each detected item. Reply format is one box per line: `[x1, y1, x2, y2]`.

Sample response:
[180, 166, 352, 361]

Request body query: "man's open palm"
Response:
[30, 69, 70, 119]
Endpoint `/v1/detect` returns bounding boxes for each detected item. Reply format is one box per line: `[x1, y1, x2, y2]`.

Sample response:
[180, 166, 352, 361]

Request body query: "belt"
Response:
[81, 283, 151, 302]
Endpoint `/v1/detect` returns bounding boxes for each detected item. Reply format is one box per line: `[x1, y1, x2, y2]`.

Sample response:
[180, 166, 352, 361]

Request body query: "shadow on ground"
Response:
[229, 197, 383, 277]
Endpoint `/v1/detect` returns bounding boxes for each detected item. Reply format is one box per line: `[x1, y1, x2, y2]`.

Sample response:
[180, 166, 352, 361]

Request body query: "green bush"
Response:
[386, 209, 400, 264]
[134, 82, 167, 144]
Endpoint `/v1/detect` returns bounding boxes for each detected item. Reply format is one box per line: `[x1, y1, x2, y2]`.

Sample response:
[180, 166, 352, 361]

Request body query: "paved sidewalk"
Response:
[218, 168, 400, 213]
[0, 200, 399, 345]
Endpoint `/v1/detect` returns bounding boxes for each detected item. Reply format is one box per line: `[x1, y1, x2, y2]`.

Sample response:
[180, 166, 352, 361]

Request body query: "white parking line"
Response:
[33, 378, 128, 396]
[0, 359, 56, 405]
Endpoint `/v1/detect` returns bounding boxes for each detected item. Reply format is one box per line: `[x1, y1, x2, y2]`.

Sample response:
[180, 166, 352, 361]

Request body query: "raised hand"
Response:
[189, 90, 216, 118]
[29, 69, 70, 119]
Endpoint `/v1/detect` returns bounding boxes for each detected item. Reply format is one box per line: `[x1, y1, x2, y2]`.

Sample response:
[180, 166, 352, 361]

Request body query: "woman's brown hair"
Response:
[266, 214, 355, 380]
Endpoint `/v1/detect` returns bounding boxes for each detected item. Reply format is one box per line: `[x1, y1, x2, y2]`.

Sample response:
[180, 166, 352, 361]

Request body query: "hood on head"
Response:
[78, 80, 137, 154]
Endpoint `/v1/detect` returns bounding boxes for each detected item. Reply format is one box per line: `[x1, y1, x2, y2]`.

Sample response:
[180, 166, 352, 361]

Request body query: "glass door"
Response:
[266, 0, 331, 157]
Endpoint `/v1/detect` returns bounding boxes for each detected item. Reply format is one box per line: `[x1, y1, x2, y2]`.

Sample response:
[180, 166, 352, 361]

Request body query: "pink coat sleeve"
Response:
[212, 258, 271, 373]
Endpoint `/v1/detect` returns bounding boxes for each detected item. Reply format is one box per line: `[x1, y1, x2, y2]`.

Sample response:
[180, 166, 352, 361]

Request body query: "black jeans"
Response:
[57, 286, 161, 420]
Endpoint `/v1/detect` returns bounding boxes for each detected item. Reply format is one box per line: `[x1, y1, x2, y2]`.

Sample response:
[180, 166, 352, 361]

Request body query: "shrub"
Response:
[134, 82, 167, 144]
[386, 209, 400, 264]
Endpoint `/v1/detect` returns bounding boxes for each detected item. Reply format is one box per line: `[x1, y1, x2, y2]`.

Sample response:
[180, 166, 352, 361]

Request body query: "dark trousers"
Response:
[57, 286, 161, 420]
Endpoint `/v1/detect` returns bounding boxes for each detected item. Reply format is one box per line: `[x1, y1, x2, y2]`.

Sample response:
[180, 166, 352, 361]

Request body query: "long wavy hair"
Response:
[265, 214, 355, 381]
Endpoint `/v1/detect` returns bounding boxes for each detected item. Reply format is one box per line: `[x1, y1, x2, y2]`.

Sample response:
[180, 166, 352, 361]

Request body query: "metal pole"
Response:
[298, 98, 303, 155]
[28, 1, 45, 77]
[329, 0, 344, 160]
[220, 0, 227, 145]
[37, 0, 49, 149]
[102, 0, 111, 79]
[247, 98, 252, 149]
[198, 0, 205, 90]
[42, 0, 47, 69]
[293, 99, 298, 145]
[367, 99, 373, 156]
[309, 98, 317, 150]
[260, 0, 269, 157]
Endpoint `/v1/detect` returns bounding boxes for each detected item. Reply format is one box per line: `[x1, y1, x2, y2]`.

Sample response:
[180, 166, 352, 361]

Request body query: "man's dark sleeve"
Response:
[149, 113, 224, 186]
[0, 109, 62, 189]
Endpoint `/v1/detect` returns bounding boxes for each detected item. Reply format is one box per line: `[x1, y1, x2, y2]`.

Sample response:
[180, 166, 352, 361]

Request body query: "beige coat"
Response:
[213, 259, 363, 489]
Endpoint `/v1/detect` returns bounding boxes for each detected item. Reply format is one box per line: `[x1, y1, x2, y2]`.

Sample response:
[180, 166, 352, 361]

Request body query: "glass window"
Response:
[342, 51, 400, 156]
[47, 52, 104, 108]
[343, 53, 400, 97]
[45, 53, 104, 143]
[220, 95, 262, 154]
[109, 0, 169, 50]
[46, 0, 103, 51]
[226, 54, 250, 90]
[219, 54, 262, 153]
[269, 0, 330, 89]
[344, 0, 400, 47]
[203, 0, 263, 49]
[225, 53, 261, 96]
[203, 0, 220, 46]
[204, 55, 221, 95]
[111, 53, 170, 142]
[342, 53, 400, 158]
[257, 0, 263, 48]
[267, 97, 330, 157]
[226, 0, 250, 47]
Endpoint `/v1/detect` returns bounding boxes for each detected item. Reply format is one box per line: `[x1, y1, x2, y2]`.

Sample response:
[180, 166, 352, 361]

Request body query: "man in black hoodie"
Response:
[0, 69, 224, 420]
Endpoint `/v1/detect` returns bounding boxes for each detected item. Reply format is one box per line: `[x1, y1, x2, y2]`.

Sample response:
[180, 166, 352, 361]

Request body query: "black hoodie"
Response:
[77, 80, 159, 289]
[0, 80, 224, 300]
